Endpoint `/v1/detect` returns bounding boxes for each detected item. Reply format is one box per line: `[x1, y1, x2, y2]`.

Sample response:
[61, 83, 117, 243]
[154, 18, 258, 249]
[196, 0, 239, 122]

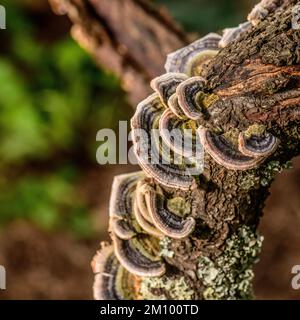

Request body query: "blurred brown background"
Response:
[0, 0, 299, 300]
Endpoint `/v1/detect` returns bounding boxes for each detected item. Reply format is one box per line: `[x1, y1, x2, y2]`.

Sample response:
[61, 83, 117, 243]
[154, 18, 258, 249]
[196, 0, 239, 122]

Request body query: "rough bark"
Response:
[159, 0, 300, 299]
[49, 0, 190, 104]
[50, 0, 300, 299]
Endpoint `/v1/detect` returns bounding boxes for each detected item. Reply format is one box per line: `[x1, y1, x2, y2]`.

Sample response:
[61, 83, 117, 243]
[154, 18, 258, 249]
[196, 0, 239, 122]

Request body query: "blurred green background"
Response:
[0, 0, 299, 300]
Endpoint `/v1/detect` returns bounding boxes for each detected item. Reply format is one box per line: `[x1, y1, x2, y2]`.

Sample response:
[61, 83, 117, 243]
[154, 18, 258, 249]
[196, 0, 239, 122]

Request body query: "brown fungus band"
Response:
[112, 233, 166, 277]
[92, 244, 138, 300]
[109, 172, 144, 239]
[131, 93, 198, 190]
[150, 73, 188, 107]
[144, 186, 195, 239]
[198, 127, 264, 170]
[159, 109, 200, 158]
[167, 93, 187, 119]
[248, 0, 281, 26]
[176, 76, 207, 120]
[165, 33, 221, 76]
[238, 131, 279, 158]
[219, 22, 252, 48]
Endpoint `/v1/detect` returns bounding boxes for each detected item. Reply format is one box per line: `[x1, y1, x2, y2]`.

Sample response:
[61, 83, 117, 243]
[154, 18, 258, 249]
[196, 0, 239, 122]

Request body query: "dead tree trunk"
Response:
[50, 0, 300, 299]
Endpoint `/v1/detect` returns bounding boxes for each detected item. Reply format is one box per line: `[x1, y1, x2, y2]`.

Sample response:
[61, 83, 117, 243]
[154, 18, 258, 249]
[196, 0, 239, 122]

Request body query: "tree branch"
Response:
[50, 0, 300, 299]
[49, 0, 190, 104]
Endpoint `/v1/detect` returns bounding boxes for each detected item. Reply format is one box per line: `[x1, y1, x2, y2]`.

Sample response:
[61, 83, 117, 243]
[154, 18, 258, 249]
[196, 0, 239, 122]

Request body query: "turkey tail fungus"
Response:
[51, 0, 300, 299]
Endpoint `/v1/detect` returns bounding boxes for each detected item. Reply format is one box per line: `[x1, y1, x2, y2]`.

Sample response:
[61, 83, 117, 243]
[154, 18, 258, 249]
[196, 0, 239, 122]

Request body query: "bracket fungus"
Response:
[238, 128, 279, 158]
[110, 218, 136, 240]
[144, 186, 196, 239]
[135, 180, 155, 224]
[219, 22, 252, 48]
[167, 93, 186, 119]
[198, 127, 264, 170]
[131, 92, 198, 190]
[150, 73, 188, 107]
[92, 244, 138, 300]
[176, 76, 207, 120]
[109, 171, 144, 219]
[248, 0, 281, 26]
[165, 33, 221, 76]
[109, 172, 144, 239]
[112, 233, 166, 277]
[159, 109, 198, 158]
[133, 198, 164, 238]
[88, 0, 298, 300]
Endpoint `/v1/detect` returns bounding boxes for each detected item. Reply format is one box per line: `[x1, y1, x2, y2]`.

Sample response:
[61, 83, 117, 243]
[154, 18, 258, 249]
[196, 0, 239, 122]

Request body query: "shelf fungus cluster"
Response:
[93, 171, 196, 299]
[92, 11, 283, 299]
[198, 125, 279, 170]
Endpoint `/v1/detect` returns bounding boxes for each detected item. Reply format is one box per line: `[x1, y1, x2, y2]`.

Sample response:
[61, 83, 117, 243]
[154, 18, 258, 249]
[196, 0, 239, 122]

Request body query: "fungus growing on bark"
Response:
[58, 0, 300, 301]
[144, 186, 196, 239]
[133, 198, 164, 238]
[198, 127, 264, 170]
[238, 126, 279, 158]
[219, 22, 252, 48]
[165, 33, 221, 76]
[109, 172, 144, 239]
[176, 77, 207, 120]
[109, 171, 144, 219]
[150, 73, 188, 107]
[167, 93, 186, 119]
[135, 180, 154, 224]
[159, 109, 197, 158]
[92, 244, 138, 300]
[110, 218, 136, 240]
[131, 92, 197, 190]
[112, 233, 166, 277]
[248, 0, 281, 26]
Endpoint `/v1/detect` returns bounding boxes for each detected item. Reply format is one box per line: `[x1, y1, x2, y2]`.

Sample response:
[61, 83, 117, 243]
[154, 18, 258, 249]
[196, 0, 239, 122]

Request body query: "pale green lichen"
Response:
[140, 275, 194, 300]
[244, 124, 266, 138]
[167, 197, 191, 217]
[196, 91, 219, 109]
[197, 226, 264, 300]
[260, 160, 293, 187]
[223, 128, 240, 147]
[238, 172, 260, 191]
[159, 236, 174, 258]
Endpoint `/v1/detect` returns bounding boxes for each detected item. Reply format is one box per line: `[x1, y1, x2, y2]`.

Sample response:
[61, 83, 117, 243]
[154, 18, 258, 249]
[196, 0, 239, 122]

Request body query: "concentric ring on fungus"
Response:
[176, 76, 206, 120]
[198, 127, 264, 170]
[167, 93, 186, 119]
[159, 108, 200, 158]
[150, 73, 188, 107]
[238, 131, 279, 158]
[131, 93, 198, 190]
[112, 233, 166, 277]
[92, 244, 137, 300]
[109, 171, 144, 239]
[144, 186, 195, 239]
[165, 33, 221, 76]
